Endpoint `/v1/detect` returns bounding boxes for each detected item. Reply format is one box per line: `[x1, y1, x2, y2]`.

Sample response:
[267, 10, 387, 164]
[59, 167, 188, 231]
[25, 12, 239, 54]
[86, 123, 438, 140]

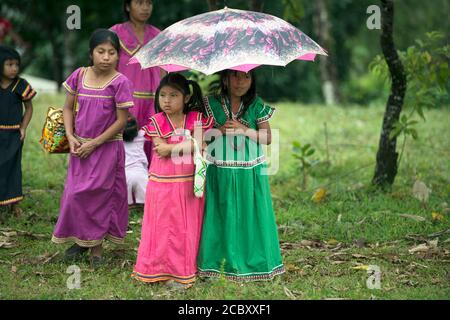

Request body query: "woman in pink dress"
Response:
[131, 73, 213, 288]
[110, 0, 163, 164]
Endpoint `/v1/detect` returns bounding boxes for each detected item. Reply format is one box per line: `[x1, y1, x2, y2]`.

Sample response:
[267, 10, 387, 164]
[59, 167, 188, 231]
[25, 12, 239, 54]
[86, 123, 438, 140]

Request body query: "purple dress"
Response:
[52, 67, 134, 247]
[110, 22, 161, 164]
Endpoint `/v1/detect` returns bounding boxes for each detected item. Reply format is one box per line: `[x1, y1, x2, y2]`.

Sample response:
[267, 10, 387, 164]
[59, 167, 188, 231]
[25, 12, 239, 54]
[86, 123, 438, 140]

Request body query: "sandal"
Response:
[64, 243, 89, 260]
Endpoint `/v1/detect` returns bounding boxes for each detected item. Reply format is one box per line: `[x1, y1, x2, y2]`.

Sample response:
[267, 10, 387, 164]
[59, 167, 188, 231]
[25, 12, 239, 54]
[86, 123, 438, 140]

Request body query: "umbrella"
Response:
[130, 7, 327, 75]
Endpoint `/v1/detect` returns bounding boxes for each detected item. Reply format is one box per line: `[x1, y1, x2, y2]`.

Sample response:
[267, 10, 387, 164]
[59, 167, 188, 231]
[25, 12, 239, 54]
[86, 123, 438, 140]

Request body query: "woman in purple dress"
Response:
[110, 0, 163, 164]
[52, 29, 134, 267]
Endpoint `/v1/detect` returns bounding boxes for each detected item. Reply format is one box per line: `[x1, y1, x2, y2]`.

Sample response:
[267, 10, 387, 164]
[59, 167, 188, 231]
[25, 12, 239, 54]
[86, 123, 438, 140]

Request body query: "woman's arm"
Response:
[76, 108, 129, 159]
[19, 100, 33, 141]
[63, 93, 82, 154]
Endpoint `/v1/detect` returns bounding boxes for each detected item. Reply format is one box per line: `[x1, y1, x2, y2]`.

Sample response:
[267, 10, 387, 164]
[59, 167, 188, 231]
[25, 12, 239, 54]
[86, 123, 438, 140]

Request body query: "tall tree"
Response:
[313, 0, 340, 105]
[372, 0, 407, 187]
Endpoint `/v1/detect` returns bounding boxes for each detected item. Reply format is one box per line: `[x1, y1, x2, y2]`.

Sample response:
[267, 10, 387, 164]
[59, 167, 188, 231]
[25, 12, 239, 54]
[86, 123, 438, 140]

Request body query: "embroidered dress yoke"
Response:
[197, 95, 285, 282]
[0, 78, 36, 206]
[52, 67, 134, 247]
[132, 111, 213, 284]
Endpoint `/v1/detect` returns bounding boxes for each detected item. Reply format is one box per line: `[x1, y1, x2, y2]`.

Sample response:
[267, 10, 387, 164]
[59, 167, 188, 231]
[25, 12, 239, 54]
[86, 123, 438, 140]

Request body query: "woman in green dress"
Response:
[198, 70, 284, 282]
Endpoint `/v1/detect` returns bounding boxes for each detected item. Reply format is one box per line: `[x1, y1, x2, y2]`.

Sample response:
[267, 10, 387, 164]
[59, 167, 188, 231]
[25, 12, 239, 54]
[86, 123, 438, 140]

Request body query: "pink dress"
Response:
[131, 111, 213, 284]
[110, 22, 161, 163]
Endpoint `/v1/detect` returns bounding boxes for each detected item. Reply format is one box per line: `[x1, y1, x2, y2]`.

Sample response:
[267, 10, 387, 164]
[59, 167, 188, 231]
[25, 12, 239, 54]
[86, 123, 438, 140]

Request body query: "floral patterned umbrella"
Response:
[130, 7, 327, 75]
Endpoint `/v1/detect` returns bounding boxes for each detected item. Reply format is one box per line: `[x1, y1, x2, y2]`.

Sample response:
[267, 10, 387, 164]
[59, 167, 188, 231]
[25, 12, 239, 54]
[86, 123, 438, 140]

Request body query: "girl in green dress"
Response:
[197, 70, 285, 282]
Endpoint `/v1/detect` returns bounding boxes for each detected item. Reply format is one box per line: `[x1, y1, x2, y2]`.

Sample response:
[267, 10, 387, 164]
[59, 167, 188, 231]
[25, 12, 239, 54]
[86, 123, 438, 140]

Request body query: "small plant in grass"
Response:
[292, 141, 319, 190]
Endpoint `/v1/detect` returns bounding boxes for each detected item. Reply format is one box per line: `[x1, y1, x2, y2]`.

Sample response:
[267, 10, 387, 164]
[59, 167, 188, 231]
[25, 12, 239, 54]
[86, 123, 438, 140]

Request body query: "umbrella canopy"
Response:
[131, 7, 327, 75]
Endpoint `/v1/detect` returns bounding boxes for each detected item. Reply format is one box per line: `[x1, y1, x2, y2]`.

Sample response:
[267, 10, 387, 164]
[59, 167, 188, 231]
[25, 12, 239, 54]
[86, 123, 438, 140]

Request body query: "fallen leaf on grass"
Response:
[283, 286, 296, 300]
[0, 241, 18, 249]
[351, 265, 369, 270]
[11, 265, 17, 273]
[311, 188, 327, 203]
[408, 243, 429, 254]
[0, 235, 18, 249]
[326, 239, 339, 246]
[1, 231, 18, 237]
[428, 239, 439, 249]
[300, 240, 314, 246]
[121, 260, 131, 269]
[331, 261, 347, 265]
[285, 263, 301, 272]
[398, 214, 426, 222]
[431, 212, 445, 222]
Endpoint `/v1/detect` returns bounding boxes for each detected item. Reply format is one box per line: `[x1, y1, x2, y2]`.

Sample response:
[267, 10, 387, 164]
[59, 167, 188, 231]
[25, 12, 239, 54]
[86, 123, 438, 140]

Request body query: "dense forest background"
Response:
[1, 0, 448, 104]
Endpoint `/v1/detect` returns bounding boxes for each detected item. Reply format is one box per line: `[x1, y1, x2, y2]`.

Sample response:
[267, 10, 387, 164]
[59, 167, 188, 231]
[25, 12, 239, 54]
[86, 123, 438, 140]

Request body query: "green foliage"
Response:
[281, 0, 305, 23]
[1, 0, 449, 103]
[370, 31, 449, 148]
[292, 140, 318, 190]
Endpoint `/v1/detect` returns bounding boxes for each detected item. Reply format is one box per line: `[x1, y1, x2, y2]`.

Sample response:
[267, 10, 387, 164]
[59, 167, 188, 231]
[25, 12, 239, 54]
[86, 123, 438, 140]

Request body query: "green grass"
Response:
[0, 93, 449, 300]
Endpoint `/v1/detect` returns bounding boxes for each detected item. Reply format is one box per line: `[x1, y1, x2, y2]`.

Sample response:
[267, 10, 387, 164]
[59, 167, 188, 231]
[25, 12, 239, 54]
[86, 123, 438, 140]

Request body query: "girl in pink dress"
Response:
[131, 73, 213, 288]
[110, 0, 163, 164]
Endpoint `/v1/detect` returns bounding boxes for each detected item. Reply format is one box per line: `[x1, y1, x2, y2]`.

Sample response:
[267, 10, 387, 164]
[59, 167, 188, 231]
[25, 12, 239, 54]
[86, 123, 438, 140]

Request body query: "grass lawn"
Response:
[0, 93, 449, 300]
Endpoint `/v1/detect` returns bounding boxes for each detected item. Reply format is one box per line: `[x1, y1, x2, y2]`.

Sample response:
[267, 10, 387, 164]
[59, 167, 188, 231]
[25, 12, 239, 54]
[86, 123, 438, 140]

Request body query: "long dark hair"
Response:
[88, 29, 120, 66]
[155, 73, 206, 115]
[123, 115, 139, 142]
[0, 45, 20, 76]
[218, 70, 257, 119]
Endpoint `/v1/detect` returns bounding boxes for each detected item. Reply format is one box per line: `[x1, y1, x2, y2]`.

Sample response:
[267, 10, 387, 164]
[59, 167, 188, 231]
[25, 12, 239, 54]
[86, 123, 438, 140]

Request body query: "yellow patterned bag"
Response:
[40, 68, 84, 153]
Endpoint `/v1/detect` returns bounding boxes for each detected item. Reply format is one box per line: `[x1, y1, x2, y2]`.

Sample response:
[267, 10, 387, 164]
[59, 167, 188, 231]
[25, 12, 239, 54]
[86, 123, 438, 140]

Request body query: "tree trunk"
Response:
[63, 28, 77, 79]
[50, 38, 64, 92]
[250, 0, 264, 12]
[313, 0, 341, 105]
[372, 0, 407, 188]
[207, 0, 218, 11]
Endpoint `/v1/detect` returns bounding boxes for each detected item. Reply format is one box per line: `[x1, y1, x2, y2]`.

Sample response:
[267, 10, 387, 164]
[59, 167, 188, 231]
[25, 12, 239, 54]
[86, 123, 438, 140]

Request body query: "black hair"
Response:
[123, 0, 153, 21]
[123, 0, 132, 20]
[89, 29, 120, 66]
[154, 73, 206, 115]
[123, 115, 139, 142]
[0, 44, 21, 76]
[218, 70, 257, 119]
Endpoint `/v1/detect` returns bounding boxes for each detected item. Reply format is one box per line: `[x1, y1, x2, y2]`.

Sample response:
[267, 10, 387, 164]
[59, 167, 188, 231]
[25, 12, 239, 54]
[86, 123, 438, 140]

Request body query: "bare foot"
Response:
[10, 204, 23, 217]
[90, 244, 103, 257]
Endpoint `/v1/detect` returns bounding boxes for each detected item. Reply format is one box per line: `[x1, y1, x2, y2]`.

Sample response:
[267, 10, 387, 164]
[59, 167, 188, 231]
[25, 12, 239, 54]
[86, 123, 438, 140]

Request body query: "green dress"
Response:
[197, 95, 285, 282]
